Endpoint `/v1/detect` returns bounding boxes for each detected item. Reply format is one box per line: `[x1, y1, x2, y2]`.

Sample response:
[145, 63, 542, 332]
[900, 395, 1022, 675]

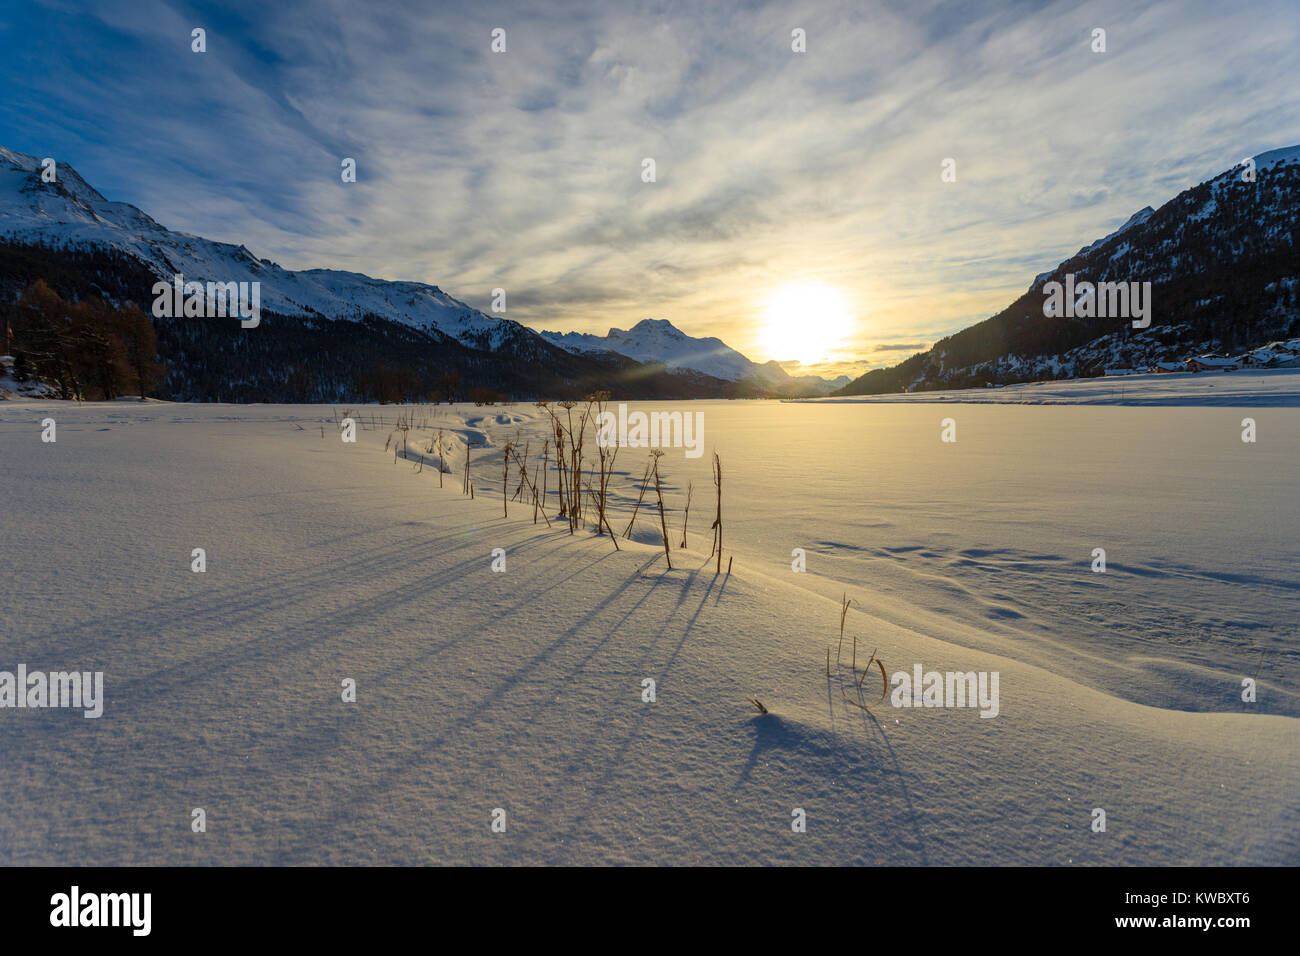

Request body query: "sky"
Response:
[2, 0, 1298, 377]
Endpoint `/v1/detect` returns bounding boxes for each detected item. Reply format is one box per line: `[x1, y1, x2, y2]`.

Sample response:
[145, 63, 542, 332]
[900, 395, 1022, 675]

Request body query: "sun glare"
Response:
[761, 282, 853, 365]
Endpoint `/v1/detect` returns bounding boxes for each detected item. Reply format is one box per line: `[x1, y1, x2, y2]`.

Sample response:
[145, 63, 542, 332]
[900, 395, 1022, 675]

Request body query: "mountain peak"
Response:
[845, 146, 1299, 396]
[625, 318, 683, 336]
[1121, 206, 1156, 229]
[1251, 144, 1300, 171]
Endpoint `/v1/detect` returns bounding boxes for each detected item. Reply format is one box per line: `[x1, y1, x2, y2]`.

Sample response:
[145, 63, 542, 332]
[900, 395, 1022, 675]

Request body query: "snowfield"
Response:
[1, 389, 1296, 865]
[810, 367, 1300, 407]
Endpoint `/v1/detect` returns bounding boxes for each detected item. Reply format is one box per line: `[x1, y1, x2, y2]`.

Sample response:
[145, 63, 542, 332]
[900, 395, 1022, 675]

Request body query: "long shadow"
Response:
[851, 705, 931, 866]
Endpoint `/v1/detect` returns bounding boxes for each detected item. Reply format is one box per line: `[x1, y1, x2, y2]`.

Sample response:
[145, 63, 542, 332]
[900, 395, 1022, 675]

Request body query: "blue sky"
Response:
[2, 0, 1298, 374]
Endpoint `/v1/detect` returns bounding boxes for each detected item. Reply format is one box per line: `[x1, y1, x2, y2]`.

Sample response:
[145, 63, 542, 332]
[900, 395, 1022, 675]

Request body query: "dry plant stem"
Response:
[512, 441, 530, 502]
[711, 452, 722, 574]
[515, 443, 551, 530]
[537, 439, 549, 524]
[501, 440, 512, 517]
[869, 658, 889, 701]
[651, 450, 671, 569]
[553, 419, 568, 520]
[837, 594, 850, 665]
[840, 690, 872, 713]
[623, 460, 653, 538]
[856, 648, 878, 689]
[679, 482, 691, 548]
[596, 435, 619, 547]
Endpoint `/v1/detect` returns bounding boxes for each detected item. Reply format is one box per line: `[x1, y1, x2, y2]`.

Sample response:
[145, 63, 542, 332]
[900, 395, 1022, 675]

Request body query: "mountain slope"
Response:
[541, 318, 761, 380]
[0, 145, 545, 354]
[541, 317, 845, 394]
[0, 146, 752, 401]
[0, 145, 840, 400]
[839, 147, 1300, 395]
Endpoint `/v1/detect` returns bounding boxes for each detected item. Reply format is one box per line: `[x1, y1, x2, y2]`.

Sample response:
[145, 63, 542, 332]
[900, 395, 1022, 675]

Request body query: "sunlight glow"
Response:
[761, 282, 854, 365]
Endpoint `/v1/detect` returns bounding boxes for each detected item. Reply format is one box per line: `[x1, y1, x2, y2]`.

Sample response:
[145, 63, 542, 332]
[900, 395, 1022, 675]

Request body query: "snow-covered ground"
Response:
[1, 393, 1296, 864]
[812, 367, 1300, 406]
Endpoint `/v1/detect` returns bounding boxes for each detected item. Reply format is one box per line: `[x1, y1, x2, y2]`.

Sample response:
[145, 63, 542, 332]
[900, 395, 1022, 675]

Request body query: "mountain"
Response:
[838, 146, 1300, 395]
[0, 145, 739, 402]
[541, 318, 755, 379]
[0, 146, 549, 353]
[541, 318, 847, 395]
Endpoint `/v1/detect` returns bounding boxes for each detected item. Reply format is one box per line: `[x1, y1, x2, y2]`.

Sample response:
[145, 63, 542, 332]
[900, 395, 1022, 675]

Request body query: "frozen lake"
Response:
[1, 392, 1296, 864]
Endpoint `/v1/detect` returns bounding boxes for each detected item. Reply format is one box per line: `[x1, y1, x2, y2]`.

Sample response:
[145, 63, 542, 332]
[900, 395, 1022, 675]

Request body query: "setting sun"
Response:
[761, 282, 854, 364]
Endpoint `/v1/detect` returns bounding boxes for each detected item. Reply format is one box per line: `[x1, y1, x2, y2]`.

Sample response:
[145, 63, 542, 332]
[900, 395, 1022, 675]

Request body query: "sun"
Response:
[761, 282, 853, 365]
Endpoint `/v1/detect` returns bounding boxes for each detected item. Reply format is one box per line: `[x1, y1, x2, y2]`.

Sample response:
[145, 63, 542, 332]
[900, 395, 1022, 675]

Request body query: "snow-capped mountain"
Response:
[542, 318, 759, 379]
[840, 146, 1300, 395]
[1031, 206, 1155, 289]
[540, 317, 845, 392]
[0, 144, 845, 396]
[0, 145, 538, 355]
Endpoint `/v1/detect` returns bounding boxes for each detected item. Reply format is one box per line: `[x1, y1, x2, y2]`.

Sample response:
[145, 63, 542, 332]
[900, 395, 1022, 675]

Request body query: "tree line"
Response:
[3, 279, 162, 400]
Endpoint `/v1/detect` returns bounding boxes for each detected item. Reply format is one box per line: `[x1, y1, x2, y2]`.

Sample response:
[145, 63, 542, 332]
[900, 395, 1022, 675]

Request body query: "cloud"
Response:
[2, 0, 1297, 365]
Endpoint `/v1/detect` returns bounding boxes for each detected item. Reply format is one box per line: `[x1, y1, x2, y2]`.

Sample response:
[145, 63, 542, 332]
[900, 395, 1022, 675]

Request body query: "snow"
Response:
[1250, 144, 1300, 173]
[0, 146, 530, 353]
[0, 145, 846, 379]
[1030, 207, 1154, 291]
[539, 319, 845, 390]
[540, 318, 774, 383]
[1077, 206, 1155, 257]
[0, 355, 57, 399]
[2, 385, 1296, 864]
[813, 367, 1300, 406]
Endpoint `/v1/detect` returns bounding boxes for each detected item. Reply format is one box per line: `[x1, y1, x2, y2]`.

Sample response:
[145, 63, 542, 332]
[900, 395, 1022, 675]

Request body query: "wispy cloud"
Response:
[2, 0, 1297, 372]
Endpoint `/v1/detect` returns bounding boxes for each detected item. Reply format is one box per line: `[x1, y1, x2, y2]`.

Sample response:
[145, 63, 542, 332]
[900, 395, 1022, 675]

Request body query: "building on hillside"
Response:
[1186, 355, 1239, 372]
[1263, 340, 1300, 357]
[1150, 361, 1183, 373]
[1240, 348, 1279, 367]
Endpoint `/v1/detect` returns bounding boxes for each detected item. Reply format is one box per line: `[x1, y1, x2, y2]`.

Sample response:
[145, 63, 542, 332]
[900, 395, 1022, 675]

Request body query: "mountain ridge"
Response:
[0, 145, 837, 393]
[539, 317, 845, 393]
[838, 145, 1300, 395]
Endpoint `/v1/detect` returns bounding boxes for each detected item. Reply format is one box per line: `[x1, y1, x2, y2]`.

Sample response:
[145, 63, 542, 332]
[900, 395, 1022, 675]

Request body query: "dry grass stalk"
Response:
[511, 441, 530, 502]
[589, 391, 619, 547]
[650, 449, 671, 569]
[623, 458, 653, 538]
[832, 596, 889, 710]
[536, 439, 549, 525]
[710, 452, 722, 574]
[837, 593, 850, 665]
[679, 482, 692, 548]
[501, 440, 513, 517]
